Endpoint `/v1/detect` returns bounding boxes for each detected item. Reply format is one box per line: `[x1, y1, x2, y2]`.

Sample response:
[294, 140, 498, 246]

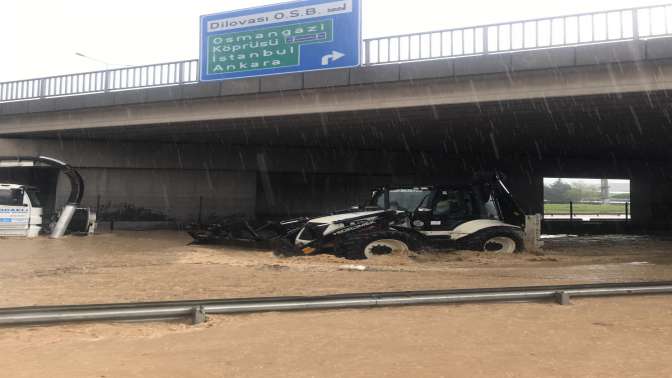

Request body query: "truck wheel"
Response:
[339, 231, 420, 260]
[465, 228, 524, 254]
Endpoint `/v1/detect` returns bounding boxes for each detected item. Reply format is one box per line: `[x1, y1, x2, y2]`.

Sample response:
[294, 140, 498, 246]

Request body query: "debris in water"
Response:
[338, 265, 368, 271]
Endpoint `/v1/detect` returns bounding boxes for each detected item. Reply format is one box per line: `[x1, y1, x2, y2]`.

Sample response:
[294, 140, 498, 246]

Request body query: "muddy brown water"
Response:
[1, 232, 672, 377]
[1, 232, 671, 307]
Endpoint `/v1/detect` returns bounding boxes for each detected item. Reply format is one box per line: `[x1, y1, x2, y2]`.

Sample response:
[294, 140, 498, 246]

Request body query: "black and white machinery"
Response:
[190, 174, 531, 259]
[0, 156, 96, 238]
[288, 175, 526, 259]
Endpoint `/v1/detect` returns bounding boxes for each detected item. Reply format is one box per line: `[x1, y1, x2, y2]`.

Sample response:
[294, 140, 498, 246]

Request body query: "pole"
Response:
[569, 201, 574, 231]
[198, 196, 203, 226]
[569, 201, 574, 221]
[625, 202, 630, 222]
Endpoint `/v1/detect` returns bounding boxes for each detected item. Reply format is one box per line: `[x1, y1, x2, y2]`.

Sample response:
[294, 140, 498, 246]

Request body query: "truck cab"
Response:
[0, 184, 43, 237]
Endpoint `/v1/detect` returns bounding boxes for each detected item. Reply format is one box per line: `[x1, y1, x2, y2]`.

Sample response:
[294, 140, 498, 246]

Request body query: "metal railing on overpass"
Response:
[1, 4, 671, 103]
[0, 60, 200, 103]
[364, 3, 672, 64]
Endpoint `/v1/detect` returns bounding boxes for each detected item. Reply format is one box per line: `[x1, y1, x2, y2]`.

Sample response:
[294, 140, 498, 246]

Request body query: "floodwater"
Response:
[1, 232, 672, 377]
[1, 231, 671, 307]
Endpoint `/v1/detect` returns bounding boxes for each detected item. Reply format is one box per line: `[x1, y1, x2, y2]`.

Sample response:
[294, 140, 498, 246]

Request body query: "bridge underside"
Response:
[3, 88, 672, 231]
[11, 90, 672, 155]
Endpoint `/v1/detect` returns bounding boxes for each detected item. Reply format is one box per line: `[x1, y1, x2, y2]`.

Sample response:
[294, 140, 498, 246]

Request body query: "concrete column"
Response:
[504, 174, 544, 216]
[631, 176, 672, 231]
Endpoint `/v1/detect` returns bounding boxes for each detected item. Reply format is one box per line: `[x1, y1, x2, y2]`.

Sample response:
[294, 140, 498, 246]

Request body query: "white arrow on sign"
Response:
[321, 51, 345, 66]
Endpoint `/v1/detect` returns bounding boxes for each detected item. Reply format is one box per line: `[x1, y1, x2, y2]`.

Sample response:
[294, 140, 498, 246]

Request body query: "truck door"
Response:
[0, 188, 30, 235]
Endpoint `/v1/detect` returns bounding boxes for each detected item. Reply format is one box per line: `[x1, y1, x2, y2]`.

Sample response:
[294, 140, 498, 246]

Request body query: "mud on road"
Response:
[1, 232, 672, 378]
[0, 232, 671, 307]
[2, 296, 672, 378]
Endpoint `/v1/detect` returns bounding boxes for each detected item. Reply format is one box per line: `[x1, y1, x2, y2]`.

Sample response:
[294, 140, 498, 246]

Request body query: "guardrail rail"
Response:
[1, 282, 671, 327]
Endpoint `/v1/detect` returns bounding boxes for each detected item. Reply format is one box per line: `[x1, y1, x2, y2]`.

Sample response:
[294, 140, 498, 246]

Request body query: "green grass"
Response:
[544, 203, 628, 215]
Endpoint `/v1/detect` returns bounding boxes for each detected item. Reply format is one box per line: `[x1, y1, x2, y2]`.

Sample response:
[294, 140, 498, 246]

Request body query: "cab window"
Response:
[372, 189, 432, 212]
[25, 190, 41, 207]
[0, 189, 24, 206]
[483, 194, 500, 220]
[432, 190, 474, 219]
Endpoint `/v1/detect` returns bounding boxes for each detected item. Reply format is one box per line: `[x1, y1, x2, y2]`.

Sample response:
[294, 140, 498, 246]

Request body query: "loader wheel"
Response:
[338, 231, 420, 260]
[465, 228, 524, 254]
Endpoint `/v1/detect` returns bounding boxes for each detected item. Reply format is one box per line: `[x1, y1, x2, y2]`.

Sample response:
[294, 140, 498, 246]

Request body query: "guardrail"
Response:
[0, 60, 199, 103]
[364, 4, 672, 64]
[2, 282, 671, 326]
[544, 201, 631, 221]
[1, 4, 671, 103]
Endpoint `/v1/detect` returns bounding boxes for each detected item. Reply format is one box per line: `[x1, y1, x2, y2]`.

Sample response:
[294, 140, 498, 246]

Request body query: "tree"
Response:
[567, 181, 600, 202]
[544, 179, 572, 203]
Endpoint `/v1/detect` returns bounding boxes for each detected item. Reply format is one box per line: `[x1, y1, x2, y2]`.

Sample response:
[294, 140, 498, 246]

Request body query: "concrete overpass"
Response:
[2, 9, 672, 230]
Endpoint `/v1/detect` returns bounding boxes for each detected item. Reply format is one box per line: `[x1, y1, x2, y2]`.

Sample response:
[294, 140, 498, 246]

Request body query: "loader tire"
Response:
[338, 231, 421, 260]
[463, 227, 524, 254]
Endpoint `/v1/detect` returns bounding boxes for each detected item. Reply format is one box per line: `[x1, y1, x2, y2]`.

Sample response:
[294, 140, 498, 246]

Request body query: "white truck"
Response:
[0, 184, 43, 237]
[0, 156, 96, 238]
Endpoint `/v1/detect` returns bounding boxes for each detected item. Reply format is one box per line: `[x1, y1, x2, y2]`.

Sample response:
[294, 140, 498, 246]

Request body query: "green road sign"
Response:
[208, 20, 334, 74]
[200, 0, 361, 81]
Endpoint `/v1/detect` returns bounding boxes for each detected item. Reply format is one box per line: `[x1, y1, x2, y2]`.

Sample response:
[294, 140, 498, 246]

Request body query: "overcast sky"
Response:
[0, 0, 663, 81]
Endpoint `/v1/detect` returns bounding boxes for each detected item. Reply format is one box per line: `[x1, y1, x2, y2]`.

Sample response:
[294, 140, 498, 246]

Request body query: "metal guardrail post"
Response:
[178, 61, 184, 84]
[39, 78, 46, 99]
[633, 9, 640, 39]
[555, 291, 571, 305]
[365, 39, 371, 65]
[192, 306, 207, 325]
[625, 202, 630, 221]
[104, 70, 111, 93]
[483, 27, 489, 54]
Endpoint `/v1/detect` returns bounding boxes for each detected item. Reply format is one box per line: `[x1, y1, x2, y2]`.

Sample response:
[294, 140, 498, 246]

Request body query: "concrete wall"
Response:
[1, 139, 259, 222]
[4, 137, 672, 230]
[256, 173, 422, 218]
[54, 168, 256, 223]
